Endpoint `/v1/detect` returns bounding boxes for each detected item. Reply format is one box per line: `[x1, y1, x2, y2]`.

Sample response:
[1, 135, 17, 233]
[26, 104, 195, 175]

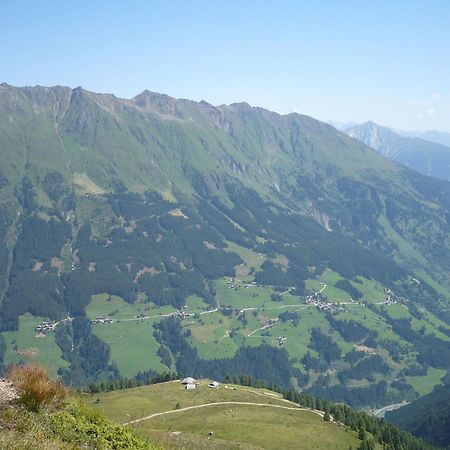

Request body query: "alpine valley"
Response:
[1, 83, 450, 413]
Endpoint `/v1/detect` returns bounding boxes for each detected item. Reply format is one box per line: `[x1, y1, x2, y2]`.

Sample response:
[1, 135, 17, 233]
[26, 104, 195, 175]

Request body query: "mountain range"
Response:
[336, 121, 450, 181]
[0, 83, 449, 413]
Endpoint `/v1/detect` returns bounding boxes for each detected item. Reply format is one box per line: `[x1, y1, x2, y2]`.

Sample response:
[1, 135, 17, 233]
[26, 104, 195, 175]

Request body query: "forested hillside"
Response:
[0, 84, 450, 408]
[386, 380, 450, 449]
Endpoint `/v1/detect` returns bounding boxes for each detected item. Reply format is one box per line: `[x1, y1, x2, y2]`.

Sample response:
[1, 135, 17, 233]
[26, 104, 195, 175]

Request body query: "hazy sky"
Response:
[1, 0, 449, 131]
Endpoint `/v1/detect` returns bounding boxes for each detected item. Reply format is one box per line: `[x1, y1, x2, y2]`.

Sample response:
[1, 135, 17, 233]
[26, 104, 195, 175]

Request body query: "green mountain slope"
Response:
[386, 382, 450, 449]
[1, 84, 450, 408]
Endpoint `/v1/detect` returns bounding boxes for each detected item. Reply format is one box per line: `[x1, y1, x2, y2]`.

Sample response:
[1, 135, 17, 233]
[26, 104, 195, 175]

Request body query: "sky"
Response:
[1, 0, 450, 131]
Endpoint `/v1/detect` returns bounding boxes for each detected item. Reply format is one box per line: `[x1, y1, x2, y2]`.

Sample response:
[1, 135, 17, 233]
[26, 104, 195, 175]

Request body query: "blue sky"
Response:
[1, 0, 449, 131]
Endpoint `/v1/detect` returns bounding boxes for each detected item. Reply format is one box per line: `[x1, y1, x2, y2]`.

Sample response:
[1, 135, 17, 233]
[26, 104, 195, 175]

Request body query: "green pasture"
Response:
[2, 313, 68, 375]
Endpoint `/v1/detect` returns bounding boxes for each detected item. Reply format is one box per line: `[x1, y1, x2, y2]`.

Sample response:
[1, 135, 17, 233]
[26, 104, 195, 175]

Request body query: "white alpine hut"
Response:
[181, 377, 196, 385]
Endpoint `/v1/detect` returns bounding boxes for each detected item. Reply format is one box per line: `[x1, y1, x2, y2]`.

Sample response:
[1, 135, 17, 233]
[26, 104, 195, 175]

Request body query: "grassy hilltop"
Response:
[90, 379, 368, 450]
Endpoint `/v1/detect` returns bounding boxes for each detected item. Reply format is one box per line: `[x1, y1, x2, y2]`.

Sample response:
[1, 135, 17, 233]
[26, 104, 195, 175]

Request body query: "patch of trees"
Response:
[291, 388, 433, 450]
[334, 279, 363, 300]
[0, 215, 71, 330]
[344, 348, 366, 364]
[390, 378, 417, 398]
[400, 363, 427, 377]
[301, 351, 328, 372]
[278, 310, 300, 326]
[255, 261, 291, 288]
[197, 201, 249, 246]
[308, 328, 341, 364]
[338, 355, 391, 383]
[139, 271, 214, 308]
[69, 194, 242, 312]
[12, 216, 70, 270]
[1, 271, 66, 331]
[211, 183, 405, 288]
[327, 316, 374, 342]
[157, 344, 172, 368]
[395, 279, 446, 324]
[0, 204, 15, 299]
[389, 317, 450, 368]
[306, 380, 389, 409]
[41, 171, 70, 204]
[57, 317, 114, 386]
[369, 305, 450, 367]
[153, 317, 303, 388]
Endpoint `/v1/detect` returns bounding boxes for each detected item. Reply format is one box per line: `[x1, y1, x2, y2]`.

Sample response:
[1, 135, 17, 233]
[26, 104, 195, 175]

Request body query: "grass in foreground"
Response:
[0, 365, 157, 450]
[140, 404, 362, 450]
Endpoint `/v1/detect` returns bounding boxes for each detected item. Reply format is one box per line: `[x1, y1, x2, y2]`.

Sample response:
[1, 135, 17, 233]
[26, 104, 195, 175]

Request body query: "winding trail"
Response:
[124, 401, 323, 426]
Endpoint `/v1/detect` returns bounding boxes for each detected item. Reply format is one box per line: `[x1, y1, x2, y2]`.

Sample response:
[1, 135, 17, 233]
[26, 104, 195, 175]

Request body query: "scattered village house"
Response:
[185, 383, 196, 390]
[181, 377, 196, 385]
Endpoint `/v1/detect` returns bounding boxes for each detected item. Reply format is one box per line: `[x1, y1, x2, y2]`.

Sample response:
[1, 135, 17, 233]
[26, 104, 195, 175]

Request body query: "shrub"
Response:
[9, 364, 67, 412]
[50, 400, 151, 449]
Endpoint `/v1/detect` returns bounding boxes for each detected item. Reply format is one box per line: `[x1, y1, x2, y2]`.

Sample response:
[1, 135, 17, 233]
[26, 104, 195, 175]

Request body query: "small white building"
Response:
[185, 383, 196, 390]
[208, 381, 219, 388]
[181, 377, 196, 385]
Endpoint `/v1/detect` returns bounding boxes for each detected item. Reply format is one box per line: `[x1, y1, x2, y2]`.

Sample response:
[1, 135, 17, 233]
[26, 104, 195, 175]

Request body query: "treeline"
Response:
[88, 370, 179, 394]
[386, 383, 450, 449]
[327, 315, 375, 342]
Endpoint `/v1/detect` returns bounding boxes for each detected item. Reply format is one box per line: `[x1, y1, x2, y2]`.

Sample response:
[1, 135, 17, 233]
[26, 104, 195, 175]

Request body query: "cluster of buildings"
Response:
[35, 321, 56, 333]
[277, 336, 287, 346]
[180, 377, 220, 390]
[226, 279, 257, 290]
[135, 313, 149, 320]
[262, 318, 278, 331]
[91, 316, 113, 324]
[306, 296, 345, 313]
[172, 309, 190, 320]
[383, 288, 397, 305]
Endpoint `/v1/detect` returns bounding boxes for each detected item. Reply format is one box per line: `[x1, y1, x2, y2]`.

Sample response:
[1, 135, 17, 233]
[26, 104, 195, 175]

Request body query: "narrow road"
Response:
[105, 308, 220, 324]
[124, 401, 323, 425]
[373, 402, 409, 417]
[318, 283, 327, 294]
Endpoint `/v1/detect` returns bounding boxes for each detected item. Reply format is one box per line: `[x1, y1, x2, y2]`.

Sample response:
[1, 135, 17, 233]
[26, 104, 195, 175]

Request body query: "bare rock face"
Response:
[0, 379, 18, 406]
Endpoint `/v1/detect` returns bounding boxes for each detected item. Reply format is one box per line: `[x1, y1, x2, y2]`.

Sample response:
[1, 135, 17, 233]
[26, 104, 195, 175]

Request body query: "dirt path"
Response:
[124, 401, 323, 425]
